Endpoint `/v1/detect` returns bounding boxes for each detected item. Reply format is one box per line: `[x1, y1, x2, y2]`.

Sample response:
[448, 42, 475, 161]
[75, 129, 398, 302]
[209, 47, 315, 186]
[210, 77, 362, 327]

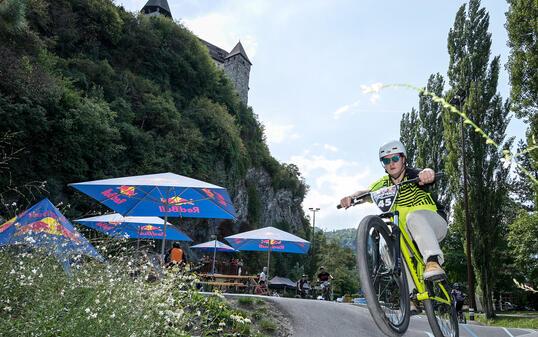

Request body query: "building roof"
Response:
[226, 41, 252, 65]
[199, 39, 228, 63]
[142, 0, 172, 18]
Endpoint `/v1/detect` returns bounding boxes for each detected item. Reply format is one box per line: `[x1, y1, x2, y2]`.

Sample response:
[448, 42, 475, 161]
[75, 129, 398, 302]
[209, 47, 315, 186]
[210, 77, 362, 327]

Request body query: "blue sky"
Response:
[119, 0, 526, 231]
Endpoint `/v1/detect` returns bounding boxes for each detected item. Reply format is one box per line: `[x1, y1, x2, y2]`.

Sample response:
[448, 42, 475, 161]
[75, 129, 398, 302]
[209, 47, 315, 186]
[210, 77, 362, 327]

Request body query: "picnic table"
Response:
[196, 273, 261, 293]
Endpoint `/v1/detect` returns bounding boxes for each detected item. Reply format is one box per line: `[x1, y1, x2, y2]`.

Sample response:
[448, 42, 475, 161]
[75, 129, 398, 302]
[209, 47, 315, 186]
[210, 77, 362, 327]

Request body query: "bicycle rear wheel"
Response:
[356, 215, 410, 337]
[424, 279, 459, 337]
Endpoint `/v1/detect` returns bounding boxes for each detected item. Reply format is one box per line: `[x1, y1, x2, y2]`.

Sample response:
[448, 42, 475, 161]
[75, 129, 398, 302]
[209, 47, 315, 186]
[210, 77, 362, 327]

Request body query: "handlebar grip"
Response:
[435, 172, 444, 180]
[336, 204, 342, 209]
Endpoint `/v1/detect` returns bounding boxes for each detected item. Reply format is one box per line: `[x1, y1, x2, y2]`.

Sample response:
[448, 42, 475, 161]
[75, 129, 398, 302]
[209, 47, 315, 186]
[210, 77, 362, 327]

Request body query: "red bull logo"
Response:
[118, 186, 136, 197]
[158, 196, 199, 214]
[101, 189, 128, 204]
[0, 216, 17, 233]
[259, 239, 284, 250]
[14, 217, 81, 244]
[95, 222, 114, 230]
[202, 188, 227, 206]
[161, 196, 195, 206]
[140, 225, 160, 231]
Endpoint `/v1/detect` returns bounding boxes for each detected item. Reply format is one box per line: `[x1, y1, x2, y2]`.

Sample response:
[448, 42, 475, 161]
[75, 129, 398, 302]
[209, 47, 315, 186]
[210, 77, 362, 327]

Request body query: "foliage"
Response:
[443, 0, 513, 319]
[0, 242, 275, 336]
[505, 0, 538, 122]
[0, 0, 307, 228]
[507, 210, 538, 283]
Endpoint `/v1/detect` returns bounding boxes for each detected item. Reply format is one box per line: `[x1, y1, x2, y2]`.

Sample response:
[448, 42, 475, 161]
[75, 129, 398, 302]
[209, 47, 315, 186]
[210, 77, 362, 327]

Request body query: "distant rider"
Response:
[317, 266, 334, 298]
[451, 283, 467, 313]
[297, 274, 310, 298]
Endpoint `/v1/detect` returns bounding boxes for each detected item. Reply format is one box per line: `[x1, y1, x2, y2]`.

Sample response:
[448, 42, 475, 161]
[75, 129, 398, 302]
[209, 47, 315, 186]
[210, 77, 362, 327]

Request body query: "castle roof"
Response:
[199, 39, 228, 63]
[142, 0, 172, 18]
[226, 41, 252, 65]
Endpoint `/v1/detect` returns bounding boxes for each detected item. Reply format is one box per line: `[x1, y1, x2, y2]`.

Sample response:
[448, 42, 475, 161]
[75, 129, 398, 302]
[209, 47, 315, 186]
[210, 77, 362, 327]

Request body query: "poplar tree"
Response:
[400, 107, 419, 166]
[506, 0, 538, 206]
[443, 0, 511, 318]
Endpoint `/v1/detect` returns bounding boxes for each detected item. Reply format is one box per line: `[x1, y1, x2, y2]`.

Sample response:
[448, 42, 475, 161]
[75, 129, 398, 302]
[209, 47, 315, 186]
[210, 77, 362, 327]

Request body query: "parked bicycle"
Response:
[338, 172, 458, 337]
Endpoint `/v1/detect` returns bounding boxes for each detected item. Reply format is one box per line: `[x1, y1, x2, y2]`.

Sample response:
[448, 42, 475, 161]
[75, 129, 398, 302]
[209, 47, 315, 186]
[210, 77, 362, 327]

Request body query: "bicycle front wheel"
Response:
[356, 215, 410, 337]
[424, 279, 459, 337]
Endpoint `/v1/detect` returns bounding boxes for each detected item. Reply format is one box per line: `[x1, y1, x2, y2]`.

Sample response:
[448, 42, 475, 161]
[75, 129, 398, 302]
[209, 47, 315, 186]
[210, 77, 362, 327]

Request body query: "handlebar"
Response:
[336, 171, 444, 209]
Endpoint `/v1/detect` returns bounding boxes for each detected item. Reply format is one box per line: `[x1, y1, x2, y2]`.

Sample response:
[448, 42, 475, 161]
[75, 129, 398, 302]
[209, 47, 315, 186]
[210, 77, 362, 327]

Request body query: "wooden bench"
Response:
[199, 281, 247, 287]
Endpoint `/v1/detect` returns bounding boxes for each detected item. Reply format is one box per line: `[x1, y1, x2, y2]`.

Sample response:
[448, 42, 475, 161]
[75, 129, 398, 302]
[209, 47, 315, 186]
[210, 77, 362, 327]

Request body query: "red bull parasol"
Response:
[0, 198, 105, 273]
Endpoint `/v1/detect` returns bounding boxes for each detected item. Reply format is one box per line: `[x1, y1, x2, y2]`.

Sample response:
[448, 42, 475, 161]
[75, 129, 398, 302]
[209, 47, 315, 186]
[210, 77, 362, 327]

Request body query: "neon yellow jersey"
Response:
[368, 168, 440, 227]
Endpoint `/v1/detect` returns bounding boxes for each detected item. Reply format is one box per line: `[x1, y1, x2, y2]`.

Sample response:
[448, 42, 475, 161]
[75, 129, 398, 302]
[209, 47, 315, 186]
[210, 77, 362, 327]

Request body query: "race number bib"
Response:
[371, 185, 398, 212]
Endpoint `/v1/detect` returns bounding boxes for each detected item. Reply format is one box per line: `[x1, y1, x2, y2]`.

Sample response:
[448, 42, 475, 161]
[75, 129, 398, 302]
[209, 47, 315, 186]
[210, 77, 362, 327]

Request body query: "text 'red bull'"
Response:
[158, 197, 198, 213]
[101, 189, 128, 204]
[259, 244, 285, 250]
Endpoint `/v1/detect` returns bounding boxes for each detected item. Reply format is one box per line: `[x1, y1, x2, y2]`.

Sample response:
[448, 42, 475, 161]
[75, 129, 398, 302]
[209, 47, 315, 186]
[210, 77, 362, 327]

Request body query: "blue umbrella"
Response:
[225, 226, 310, 282]
[74, 213, 192, 249]
[69, 172, 236, 259]
[0, 198, 105, 273]
[191, 239, 237, 274]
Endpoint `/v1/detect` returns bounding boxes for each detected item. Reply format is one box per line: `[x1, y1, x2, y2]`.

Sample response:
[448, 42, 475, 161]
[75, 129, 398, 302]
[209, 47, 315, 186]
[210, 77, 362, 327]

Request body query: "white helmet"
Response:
[379, 140, 407, 160]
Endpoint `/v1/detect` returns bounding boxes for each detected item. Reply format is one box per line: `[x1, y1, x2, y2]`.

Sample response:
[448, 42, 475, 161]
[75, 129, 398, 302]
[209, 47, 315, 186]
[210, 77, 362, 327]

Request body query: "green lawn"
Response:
[473, 311, 538, 329]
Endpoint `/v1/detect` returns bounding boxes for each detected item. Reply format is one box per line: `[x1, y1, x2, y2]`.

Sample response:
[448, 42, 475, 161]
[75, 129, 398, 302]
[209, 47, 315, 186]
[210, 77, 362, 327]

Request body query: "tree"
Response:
[443, 0, 512, 318]
[506, 0, 538, 206]
[400, 107, 419, 166]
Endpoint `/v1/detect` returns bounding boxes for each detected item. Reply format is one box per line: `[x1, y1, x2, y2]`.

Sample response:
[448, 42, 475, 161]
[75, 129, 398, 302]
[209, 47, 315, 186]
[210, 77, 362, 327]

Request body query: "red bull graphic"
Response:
[140, 225, 160, 231]
[0, 216, 17, 233]
[259, 239, 284, 250]
[101, 188, 128, 204]
[118, 185, 136, 197]
[14, 217, 82, 244]
[95, 221, 114, 230]
[202, 188, 227, 206]
[158, 196, 199, 214]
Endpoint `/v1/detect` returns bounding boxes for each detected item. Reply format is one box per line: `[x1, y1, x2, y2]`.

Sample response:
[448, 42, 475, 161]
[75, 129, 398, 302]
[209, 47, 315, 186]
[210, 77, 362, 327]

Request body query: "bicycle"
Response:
[337, 172, 458, 337]
[319, 280, 333, 301]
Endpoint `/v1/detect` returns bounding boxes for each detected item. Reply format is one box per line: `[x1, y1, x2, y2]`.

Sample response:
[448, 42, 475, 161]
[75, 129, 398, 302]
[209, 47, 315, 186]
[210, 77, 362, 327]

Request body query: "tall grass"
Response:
[0, 241, 256, 336]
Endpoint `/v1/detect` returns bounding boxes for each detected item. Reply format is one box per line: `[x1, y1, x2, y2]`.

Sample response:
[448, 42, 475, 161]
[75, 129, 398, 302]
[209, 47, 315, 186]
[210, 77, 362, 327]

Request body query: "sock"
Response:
[427, 255, 439, 263]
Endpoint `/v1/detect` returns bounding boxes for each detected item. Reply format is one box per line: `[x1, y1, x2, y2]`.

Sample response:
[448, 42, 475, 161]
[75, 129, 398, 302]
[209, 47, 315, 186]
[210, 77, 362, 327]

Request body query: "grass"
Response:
[259, 318, 277, 332]
[237, 296, 256, 306]
[473, 312, 538, 329]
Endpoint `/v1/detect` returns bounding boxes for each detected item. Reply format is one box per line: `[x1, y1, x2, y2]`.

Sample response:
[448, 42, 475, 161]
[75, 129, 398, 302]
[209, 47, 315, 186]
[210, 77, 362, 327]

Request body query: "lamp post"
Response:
[308, 207, 320, 253]
[451, 92, 475, 317]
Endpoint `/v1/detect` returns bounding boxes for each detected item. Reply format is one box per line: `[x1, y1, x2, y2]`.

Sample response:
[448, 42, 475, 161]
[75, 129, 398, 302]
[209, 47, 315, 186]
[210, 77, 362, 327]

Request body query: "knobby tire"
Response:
[424, 279, 459, 337]
[356, 215, 410, 337]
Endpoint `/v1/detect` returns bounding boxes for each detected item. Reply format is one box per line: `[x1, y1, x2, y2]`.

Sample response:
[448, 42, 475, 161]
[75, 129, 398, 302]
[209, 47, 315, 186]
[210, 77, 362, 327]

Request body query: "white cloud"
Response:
[292, 152, 380, 230]
[181, 13, 258, 58]
[332, 100, 360, 119]
[324, 144, 339, 152]
[264, 121, 299, 144]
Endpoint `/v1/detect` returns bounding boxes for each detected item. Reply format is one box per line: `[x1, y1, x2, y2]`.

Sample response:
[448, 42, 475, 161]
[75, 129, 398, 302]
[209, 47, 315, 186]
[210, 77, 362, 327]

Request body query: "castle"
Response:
[141, 0, 252, 105]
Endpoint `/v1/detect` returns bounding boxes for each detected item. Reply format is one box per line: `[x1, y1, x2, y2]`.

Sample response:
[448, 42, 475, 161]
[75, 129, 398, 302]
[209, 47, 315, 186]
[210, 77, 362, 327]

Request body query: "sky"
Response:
[118, 0, 527, 231]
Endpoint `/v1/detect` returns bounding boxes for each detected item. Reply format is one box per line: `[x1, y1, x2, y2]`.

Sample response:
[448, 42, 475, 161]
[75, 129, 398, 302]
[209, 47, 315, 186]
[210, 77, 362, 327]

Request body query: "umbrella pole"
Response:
[137, 228, 141, 251]
[212, 240, 217, 274]
[267, 244, 271, 285]
[161, 190, 170, 263]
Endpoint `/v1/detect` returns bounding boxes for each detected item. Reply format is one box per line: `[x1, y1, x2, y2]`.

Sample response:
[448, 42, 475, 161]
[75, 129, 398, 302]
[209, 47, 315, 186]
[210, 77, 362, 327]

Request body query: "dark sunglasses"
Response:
[381, 155, 401, 165]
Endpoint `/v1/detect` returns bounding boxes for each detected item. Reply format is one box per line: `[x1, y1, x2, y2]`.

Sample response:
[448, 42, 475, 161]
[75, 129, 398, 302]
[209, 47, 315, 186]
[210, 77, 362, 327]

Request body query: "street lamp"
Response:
[308, 207, 320, 251]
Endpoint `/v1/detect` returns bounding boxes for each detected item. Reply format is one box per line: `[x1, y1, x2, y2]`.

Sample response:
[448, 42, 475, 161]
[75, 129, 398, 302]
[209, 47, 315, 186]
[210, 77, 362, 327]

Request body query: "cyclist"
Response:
[317, 266, 334, 299]
[340, 140, 448, 283]
[297, 274, 310, 298]
[451, 283, 467, 319]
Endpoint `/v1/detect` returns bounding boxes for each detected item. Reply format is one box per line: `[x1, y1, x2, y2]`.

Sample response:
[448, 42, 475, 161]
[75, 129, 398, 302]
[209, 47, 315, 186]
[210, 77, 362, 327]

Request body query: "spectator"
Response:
[237, 259, 244, 276]
[168, 242, 183, 266]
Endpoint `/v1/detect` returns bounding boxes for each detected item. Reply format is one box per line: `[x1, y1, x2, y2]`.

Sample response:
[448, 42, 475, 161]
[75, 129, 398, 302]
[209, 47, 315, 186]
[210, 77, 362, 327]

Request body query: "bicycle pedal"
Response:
[425, 273, 447, 282]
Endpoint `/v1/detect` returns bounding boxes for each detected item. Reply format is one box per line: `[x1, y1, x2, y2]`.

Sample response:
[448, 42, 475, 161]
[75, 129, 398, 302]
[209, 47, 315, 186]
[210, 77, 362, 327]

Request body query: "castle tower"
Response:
[223, 42, 251, 105]
[141, 0, 172, 19]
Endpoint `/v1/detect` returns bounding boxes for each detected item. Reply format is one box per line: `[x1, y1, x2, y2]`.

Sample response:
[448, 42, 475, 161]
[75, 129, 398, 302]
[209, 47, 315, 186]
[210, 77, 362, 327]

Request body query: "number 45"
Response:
[377, 199, 392, 208]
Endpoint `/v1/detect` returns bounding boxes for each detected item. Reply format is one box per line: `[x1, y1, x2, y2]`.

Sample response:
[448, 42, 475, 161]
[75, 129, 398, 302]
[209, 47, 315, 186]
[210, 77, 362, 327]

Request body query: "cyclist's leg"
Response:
[405, 210, 447, 265]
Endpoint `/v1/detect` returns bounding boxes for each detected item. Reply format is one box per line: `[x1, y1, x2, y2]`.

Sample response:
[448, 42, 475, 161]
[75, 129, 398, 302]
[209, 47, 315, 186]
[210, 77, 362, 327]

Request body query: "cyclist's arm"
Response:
[340, 189, 371, 208]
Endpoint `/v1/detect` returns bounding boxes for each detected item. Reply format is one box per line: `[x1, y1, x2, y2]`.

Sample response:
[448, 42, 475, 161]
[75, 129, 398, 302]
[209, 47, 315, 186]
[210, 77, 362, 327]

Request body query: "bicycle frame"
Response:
[391, 211, 451, 306]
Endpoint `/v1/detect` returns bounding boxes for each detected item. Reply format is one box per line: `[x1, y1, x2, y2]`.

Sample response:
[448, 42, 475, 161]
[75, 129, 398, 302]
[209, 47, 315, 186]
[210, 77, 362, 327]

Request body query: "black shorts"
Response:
[456, 301, 464, 311]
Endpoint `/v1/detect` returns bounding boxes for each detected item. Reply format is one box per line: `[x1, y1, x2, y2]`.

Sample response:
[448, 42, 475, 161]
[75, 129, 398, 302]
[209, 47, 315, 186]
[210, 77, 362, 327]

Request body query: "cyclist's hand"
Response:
[418, 168, 435, 185]
[340, 196, 353, 209]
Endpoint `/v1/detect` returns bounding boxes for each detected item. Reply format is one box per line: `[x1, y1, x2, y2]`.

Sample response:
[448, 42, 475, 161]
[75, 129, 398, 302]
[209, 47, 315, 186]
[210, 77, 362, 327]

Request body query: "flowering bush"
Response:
[0, 241, 268, 337]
